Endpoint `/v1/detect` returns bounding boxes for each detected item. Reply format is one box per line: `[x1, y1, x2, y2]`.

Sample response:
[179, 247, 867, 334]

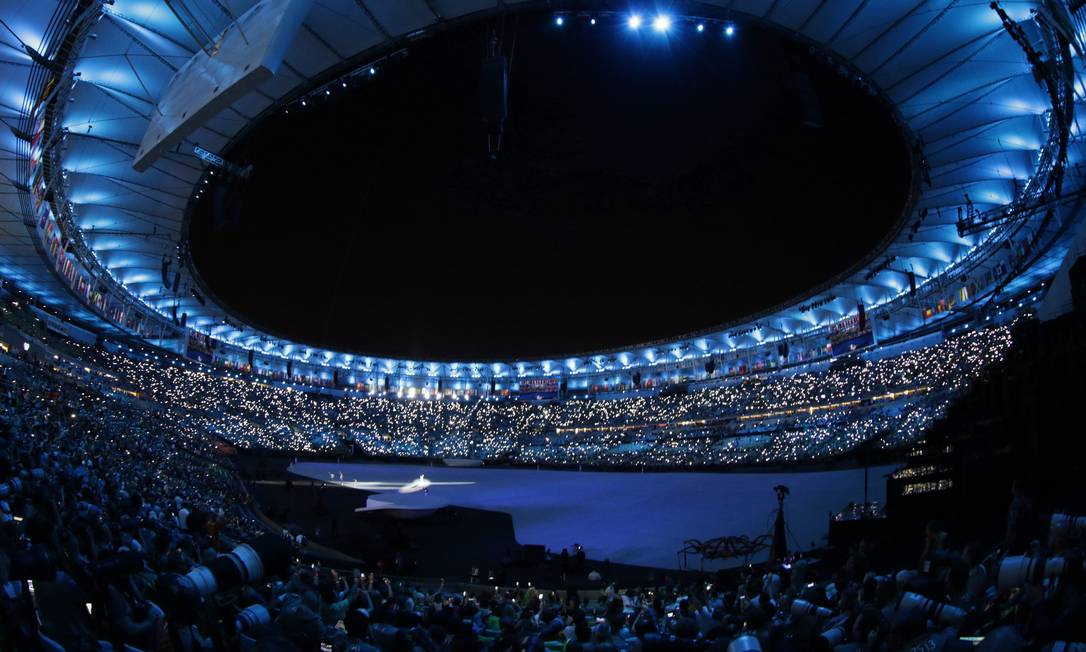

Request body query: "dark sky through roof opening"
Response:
[190, 11, 909, 360]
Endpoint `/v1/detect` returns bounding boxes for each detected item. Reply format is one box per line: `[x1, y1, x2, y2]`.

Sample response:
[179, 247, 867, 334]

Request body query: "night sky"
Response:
[189, 12, 910, 361]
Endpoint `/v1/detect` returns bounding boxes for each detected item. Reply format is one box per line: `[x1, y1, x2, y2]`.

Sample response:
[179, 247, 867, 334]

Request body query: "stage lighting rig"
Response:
[193, 145, 252, 179]
[481, 30, 509, 158]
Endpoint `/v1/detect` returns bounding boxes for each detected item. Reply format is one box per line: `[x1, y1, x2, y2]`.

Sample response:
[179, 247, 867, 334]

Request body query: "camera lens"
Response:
[0, 477, 21, 497]
[817, 626, 846, 652]
[997, 556, 1069, 595]
[1051, 514, 1086, 537]
[727, 635, 762, 652]
[178, 534, 292, 597]
[896, 592, 963, 626]
[791, 599, 832, 619]
[236, 603, 271, 633]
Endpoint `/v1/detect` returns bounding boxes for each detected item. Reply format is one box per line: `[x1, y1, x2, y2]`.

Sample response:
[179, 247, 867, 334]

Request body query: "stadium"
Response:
[1, 0, 1086, 650]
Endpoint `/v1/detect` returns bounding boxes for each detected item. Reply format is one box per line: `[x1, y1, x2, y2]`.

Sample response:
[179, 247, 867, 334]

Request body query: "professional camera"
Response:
[236, 603, 272, 634]
[727, 634, 762, 652]
[997, 555, 1082, 595]
[1050, 514, 1086, 537]
[161, 534, 291, 602]
[896, 591, 964, 627]
[0, 476, 21, 498]
[816, 625, 847, 652]
[791, 599, 832, 620]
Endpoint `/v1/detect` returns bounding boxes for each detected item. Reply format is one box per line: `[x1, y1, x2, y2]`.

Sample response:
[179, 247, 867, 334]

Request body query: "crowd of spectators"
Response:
[2, 302, 1084, 651]
[1, 349, 1083, 651]
[9, 308, 1012, 469]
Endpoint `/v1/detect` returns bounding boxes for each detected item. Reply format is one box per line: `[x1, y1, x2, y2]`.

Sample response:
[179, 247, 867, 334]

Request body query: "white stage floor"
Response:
[289, 460, 893, 570]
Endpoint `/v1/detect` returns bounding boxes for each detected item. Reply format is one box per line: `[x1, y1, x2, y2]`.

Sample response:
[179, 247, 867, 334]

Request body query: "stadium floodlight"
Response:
[555, 15, 564, 26]
[652, 15, 672, 32]
[590, 18, 596, 25]
[724, 23, 736, 37]
[628, 14, 643, 29]
[696, 23, 705, 32]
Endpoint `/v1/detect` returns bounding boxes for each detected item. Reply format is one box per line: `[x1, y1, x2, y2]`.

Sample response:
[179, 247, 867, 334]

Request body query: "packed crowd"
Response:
[13, 312, 1013, 468]
[1, 351, 1084, 651]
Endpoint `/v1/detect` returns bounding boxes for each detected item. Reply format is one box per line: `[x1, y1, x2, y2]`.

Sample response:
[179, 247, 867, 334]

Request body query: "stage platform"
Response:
[288, 460, 893, 570]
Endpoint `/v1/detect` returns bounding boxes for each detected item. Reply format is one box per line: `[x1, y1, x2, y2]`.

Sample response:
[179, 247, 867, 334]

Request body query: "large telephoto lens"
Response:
[791, 599, 832, 620]
[180, 534, 292, 597]
[727, 635, 762, 652]
[816, 626, 846, 652]
[896, 591, 964, 626]
[236, 603, 272, 634]
[997, 556, 1068, 595]
[1050, 514, 1086, 537]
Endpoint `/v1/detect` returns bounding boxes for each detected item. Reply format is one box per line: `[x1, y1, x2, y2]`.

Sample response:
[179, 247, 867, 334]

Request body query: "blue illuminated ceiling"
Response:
[1, 0, 1084, 380]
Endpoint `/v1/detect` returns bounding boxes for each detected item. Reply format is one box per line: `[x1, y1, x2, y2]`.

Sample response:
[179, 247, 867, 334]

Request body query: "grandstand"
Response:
[0, 296, 1017, 468]
[1, 1, 1085, 651]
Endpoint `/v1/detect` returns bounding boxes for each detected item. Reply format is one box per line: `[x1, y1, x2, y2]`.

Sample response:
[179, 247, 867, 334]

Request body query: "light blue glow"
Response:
[628, 14, 643, 29]
[652, 15, 671, 32]
[696, 23, 705, 33]
[555, 16, 564, 26]
[725, 24, 735, 36]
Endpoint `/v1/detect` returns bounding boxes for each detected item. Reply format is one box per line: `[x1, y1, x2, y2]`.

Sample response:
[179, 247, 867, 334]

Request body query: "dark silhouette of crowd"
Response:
[1, 319, 1085, 652]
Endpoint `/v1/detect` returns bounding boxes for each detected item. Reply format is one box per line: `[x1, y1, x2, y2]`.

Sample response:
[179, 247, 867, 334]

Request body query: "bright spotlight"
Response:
[652, 15, 671, 32]
[696, 23, 705, 32]
[555, 15, 564, 26]
[724, 23, 736, 37]
[628, 14, 643, 29]
[590, 18, 597, 25]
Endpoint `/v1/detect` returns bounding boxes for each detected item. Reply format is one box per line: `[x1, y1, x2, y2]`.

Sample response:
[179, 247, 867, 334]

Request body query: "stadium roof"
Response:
[1, 0, 1083, 381]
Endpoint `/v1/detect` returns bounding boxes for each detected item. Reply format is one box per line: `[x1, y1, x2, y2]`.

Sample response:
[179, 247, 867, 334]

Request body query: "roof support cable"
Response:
[163, 0, 216, 54]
